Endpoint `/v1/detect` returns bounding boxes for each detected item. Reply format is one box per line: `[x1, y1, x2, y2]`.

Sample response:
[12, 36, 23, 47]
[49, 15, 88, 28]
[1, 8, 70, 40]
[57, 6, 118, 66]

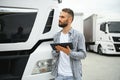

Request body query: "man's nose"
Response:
[59, 18, 61, 22]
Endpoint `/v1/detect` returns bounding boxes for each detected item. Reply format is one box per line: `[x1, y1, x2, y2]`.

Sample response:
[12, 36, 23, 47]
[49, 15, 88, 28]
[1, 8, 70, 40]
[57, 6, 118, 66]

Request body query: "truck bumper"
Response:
[103, 49, 120, 54]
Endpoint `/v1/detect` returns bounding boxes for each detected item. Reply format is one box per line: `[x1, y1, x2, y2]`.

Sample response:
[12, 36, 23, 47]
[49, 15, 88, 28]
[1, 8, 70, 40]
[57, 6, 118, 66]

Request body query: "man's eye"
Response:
[60, 16, 64, 18]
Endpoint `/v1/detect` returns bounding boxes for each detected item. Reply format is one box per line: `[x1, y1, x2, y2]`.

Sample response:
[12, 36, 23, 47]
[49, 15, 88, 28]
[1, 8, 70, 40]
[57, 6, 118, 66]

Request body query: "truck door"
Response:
[99, 23, 109, 41]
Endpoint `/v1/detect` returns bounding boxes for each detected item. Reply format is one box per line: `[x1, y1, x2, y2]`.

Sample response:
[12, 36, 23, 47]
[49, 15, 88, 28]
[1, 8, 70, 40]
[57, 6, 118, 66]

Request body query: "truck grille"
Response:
[112, 37, 120, 42]
[114, 44, 120, 52]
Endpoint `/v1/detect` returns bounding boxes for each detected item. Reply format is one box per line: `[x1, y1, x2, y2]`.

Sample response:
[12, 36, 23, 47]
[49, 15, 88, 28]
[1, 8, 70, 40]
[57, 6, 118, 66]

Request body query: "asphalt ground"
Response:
[82, 52, 120, 80]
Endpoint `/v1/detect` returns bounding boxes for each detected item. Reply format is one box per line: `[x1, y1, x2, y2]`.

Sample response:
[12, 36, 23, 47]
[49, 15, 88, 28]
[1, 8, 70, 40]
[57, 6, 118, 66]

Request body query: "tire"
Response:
[86, 45, 90, 51]
[97, 45, 103, 55]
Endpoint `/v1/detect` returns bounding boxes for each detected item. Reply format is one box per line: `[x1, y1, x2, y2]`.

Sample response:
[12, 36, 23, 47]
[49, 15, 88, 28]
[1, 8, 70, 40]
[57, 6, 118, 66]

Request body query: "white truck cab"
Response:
[0, 0, 61, 80]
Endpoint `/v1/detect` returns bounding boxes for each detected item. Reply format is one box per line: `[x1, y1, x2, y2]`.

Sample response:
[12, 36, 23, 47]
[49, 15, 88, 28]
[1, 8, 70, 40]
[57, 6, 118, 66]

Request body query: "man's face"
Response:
[59, 11, 69, 28]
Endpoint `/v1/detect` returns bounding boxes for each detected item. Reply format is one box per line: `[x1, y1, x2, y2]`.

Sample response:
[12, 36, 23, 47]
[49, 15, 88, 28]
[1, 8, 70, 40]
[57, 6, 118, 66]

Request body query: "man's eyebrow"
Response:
[59, 15, 65, 18]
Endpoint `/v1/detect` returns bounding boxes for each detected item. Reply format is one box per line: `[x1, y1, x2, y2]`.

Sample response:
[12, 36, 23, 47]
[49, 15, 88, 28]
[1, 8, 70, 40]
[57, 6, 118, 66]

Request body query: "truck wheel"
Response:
[97, 45, 103, 55]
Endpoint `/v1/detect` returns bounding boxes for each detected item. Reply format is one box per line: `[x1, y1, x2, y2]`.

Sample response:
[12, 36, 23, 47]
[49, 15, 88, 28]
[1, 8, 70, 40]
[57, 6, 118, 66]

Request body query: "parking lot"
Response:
[82, 52, 120, 80]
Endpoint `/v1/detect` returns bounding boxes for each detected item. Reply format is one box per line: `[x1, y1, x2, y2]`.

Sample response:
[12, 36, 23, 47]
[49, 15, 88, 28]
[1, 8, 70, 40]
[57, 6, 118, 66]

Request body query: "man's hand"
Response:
[55, 45, 71, 55]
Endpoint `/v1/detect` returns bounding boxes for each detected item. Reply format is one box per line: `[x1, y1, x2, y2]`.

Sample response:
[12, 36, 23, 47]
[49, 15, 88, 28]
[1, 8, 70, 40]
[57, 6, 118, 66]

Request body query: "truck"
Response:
[84, 13, 120, 54]
[0, 0, 62, 80]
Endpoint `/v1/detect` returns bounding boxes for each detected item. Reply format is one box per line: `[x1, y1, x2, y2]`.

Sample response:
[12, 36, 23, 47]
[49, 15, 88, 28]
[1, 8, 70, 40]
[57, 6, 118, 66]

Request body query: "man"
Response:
[51, 8, 86, 80]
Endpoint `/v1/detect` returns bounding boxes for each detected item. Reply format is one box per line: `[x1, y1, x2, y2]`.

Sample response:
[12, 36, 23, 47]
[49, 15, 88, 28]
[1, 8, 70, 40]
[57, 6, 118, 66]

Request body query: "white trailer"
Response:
[84, 13, 120, 54]
[0, 0, 61, 80]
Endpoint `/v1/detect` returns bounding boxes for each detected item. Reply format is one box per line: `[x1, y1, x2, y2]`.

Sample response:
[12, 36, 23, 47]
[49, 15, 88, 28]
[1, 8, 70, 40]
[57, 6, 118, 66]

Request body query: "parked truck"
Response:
[84, 13, 120, 54]
[0, 0, 62, 80]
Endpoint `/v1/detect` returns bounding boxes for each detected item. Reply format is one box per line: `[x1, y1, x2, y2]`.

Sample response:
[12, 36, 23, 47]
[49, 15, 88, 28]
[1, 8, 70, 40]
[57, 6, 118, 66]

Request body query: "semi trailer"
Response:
[84, 13, 120, 54]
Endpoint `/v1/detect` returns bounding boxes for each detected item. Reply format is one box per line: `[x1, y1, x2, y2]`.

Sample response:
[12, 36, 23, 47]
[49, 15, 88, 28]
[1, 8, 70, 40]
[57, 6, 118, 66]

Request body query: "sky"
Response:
[59, 0, 120, 18]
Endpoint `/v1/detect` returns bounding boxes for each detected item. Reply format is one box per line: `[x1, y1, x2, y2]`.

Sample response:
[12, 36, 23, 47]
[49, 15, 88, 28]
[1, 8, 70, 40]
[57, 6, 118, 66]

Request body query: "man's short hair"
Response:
[62, 8, 74, 22]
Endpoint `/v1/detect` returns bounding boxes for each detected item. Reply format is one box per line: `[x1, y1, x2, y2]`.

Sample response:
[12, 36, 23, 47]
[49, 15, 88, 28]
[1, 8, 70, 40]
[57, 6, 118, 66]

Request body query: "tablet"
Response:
[50, 42, 73, 50]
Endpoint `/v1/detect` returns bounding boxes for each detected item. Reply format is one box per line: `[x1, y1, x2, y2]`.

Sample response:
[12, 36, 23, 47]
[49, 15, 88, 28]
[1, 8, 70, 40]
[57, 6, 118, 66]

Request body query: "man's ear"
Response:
[68, 16, 72, 23]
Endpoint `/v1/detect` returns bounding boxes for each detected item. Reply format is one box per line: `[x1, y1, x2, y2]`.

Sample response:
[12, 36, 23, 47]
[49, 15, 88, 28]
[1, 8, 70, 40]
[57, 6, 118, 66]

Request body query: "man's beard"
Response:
[59, 22, 68, 28]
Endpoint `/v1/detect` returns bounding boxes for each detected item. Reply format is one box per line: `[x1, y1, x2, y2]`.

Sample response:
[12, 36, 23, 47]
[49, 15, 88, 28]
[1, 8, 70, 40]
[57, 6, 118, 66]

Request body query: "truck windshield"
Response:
[0, 7, 37, 43]
[108, 22, 120, 33]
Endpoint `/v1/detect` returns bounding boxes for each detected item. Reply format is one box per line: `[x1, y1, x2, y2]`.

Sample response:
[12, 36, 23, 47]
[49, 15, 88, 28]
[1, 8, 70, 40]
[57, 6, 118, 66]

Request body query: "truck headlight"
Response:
[107, 44, 114, 51]
[32, 59, 53, 75]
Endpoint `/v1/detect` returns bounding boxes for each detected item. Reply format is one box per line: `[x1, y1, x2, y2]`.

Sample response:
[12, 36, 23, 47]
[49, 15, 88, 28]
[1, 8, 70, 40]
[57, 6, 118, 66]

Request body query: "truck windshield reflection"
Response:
[0, 12, 37, 43]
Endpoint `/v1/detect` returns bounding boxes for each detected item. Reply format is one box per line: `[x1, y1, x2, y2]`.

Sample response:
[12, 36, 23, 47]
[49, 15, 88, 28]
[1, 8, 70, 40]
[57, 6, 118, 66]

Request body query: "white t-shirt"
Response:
[58, 32, 73, 76]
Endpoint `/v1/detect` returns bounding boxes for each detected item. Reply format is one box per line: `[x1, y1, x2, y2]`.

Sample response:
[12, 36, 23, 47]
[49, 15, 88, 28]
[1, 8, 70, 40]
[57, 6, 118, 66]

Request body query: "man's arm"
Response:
[51, 34, 60, 58]
[70, 34, 86, 60]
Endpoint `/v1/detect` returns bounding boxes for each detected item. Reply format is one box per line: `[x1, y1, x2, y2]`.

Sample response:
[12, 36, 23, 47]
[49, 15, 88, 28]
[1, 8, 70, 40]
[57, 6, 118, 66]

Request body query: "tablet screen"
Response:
[50, 42, 73, 50]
